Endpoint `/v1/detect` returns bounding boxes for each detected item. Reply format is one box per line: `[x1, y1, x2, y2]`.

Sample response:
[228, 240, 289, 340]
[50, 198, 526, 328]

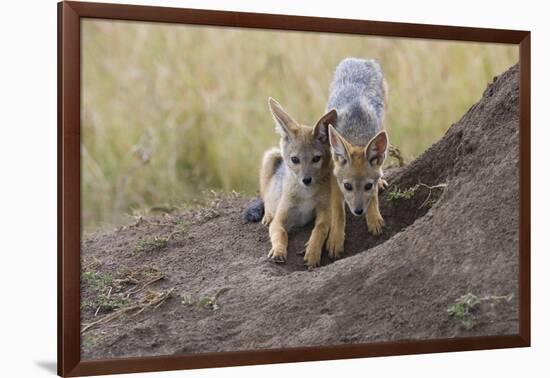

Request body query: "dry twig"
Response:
[417, 183, 447, 208]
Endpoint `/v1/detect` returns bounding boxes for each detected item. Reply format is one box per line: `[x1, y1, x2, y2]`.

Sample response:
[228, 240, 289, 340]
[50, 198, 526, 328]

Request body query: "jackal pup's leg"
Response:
[364, 131, 388, 235]
[268, 199, 290, 263]
[327, 176, 345, 260]
[304, 204, 331, 268]
[366, 188, 384, 235]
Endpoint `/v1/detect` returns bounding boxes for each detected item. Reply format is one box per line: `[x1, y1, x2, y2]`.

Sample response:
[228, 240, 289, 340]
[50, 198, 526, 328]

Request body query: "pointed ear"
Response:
[365, 130, 388, 167]
[328, 125, 350, 163]
[313, 109, 337, 144]
[268, 97, 299, 138]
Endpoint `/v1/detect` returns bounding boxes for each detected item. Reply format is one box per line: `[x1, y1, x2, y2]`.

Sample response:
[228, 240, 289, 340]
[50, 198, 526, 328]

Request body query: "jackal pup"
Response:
[325, 58, 389, 259]
[253, 98, 337, 267]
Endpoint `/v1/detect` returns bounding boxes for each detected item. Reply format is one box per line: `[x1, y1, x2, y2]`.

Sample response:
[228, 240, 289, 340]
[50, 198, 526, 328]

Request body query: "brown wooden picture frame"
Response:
[58, 1, 531, 376]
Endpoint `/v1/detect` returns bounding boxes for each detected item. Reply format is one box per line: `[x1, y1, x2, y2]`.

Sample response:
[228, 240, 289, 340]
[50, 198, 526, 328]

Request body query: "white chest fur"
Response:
[285, 186, 318, 229]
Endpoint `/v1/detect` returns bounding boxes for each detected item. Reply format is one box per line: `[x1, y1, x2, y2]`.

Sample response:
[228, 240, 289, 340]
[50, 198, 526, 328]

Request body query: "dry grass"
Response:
[82, 19, 517, 232]
[80, 264, 171, 334]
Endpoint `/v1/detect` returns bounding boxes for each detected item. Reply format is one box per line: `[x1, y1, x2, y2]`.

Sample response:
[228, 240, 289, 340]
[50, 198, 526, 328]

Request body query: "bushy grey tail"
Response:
[244, 198, 264, 223]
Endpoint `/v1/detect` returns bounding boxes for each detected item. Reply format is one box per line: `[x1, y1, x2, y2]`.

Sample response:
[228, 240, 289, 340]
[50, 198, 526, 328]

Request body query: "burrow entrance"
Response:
[260, 170, 446, 274]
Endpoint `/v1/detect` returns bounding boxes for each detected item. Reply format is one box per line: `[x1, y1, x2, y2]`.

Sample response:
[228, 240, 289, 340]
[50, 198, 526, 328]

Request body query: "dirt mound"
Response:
[81, 64, 519, 360]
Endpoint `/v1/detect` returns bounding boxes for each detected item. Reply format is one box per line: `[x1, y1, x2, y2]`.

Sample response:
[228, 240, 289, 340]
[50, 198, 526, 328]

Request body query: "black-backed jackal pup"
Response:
[325, 58, 389, 260]
[259, 98, 337, 268]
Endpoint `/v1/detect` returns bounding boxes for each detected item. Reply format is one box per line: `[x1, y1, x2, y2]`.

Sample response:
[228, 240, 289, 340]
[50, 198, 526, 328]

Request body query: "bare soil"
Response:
[81, 64, 520, 360]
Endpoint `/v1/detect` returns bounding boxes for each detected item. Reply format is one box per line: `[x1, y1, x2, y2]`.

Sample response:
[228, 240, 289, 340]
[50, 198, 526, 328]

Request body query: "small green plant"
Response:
[80, 299, 94, 310]
[197, 297, 219, 311]
[133, 236, 169, 255]
[81, 270, 129, 313]
[387, 182, 447, 208]
[96, 292, 129, 311]
[387, 185, 417, 201]
[81, 332, 100, 346]
[194, 206, 220, 222]
[175, 218, 186, 226]
[181, 295, 194, 306]
[82, 270, 113, 289]
[447, 293, 480, 329]
[80, 290, 129, 313]
[195, 288, 231, 311]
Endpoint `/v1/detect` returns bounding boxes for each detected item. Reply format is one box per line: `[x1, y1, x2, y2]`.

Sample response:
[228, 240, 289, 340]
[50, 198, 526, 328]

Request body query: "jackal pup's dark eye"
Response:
[365, 182, 373, 191]
[344, 182, 353, 191]
[312, 155, 321, 163]
[291, 156, 300, 164]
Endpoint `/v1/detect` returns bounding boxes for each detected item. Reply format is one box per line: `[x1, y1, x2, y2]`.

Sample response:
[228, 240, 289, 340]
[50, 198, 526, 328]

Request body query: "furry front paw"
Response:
[303, 245, 322, 268]
[327, 231, 344, 260]
[268, 245, 287, 263]
[261, 213, 273, 226]
[367, 215, 385, 235]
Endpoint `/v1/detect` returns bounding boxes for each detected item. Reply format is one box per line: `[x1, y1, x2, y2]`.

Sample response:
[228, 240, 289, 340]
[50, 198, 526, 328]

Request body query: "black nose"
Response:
[302, 177, 312, 186]
[354, 208, 363, 215]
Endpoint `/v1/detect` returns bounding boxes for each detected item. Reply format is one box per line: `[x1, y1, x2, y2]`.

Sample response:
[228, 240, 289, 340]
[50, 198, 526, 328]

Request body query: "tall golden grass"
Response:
[82, 20, 517, 232]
